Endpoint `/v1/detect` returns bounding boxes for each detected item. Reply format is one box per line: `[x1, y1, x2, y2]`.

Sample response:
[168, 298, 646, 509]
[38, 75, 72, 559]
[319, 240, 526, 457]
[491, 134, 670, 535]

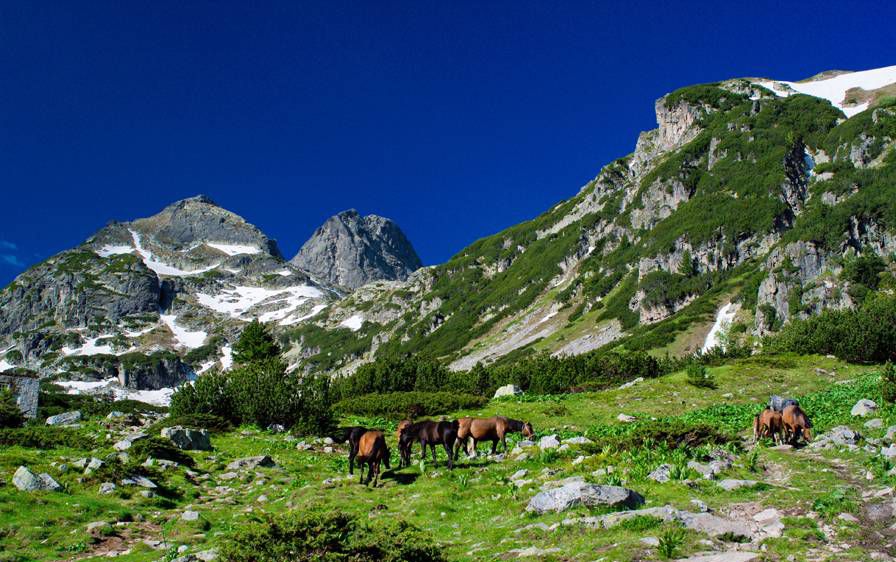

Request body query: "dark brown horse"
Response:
[332, 426, 371, 475]
[356, 430, 390, 486]
[399, 420, 458, 469]
[456, 416, 533, 458]
[782, 404, 812, 445]
[753, 408, 783, 444]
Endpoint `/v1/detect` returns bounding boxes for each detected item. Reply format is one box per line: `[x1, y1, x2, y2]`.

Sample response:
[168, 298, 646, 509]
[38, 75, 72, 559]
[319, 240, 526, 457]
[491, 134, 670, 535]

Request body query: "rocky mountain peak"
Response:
[291, 210, 422, 290]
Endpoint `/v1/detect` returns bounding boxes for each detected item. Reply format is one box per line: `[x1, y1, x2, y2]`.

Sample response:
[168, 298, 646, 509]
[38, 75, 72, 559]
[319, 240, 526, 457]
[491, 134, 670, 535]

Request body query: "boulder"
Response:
[865, 418, 884, 429]
[648, 464, 673, 483]
[852, 399, 878, 417]
[45, 410, 81, 426]
[226, 455, 275, 471]
[538, 435, 560, 450]
[812, 426, 861, 448]
[161, 426, 211, 451]
[12, 466, 62, 492]
[120, 475, 157, 489]
[717, 479, 759, 491]
[113, 432, 148, 451]
[493, 384, 523, 398]
[526, 481, 644, 514]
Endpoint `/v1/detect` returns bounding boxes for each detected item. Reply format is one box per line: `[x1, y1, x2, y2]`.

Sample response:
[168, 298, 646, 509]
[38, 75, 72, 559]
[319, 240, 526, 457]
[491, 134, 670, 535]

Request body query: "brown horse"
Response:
[356, 430, 390, 486]
[456, 416, 533, 458]
[782, 404, 812, 445]
[332, 426, 370, 475]
[753, 408, 783, 444]
[399, 420, 458, 469]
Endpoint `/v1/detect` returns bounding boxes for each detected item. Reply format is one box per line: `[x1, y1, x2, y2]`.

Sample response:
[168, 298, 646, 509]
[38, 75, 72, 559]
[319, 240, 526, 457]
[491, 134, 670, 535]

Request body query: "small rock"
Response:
[881, 445, 896, 459]
[219, 472, 239, 481]
[323, 437, 334, 445]
[691, 499, 709, 513]
[493, 384, 523, 398]
[648, 464, 672, 483]
[618, 377, 643, 390]
[838, 512, 859, 523]
[852, 399, 878, 417]
[113, 432, 148, 451]
[140, 490, 155, 498]
[120, 475, 157, 489]
[516, 440, 535, 448]
[182, 510, 200, 521]
[885, 426, 896, 443]
[99, 482, 117, 495]
[538, 435, 560, 450]
[640, 536, 659, 547]
[86, 521, 110, 536]
[617, 413, 636, 423]
[717, 479, 759, 491]
[527, 481, 644, 514]
[571, 455, 586, 465]
[227, 456, 275, 471]
[106, 411, 125, 419]
[45, 410, 81, 426]
[84, 457, 105, 474]
[296, 442, 312, 451]
[562, 436, 592, 445]
[267, 424, 286, 433]
[510, 469, 528, 481]
[866, 418, 884, 429]
[323, 446, 334, 453]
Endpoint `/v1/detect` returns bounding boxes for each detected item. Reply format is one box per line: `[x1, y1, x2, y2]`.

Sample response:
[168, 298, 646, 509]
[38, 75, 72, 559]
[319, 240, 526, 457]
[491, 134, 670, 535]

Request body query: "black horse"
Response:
[332, 426, 371, 475]
[399, 420, 458, 469]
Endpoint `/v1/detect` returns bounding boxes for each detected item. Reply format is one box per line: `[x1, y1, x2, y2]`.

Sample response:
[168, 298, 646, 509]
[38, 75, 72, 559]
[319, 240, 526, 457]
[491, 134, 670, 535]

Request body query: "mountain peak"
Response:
[291, 211, 422, 290]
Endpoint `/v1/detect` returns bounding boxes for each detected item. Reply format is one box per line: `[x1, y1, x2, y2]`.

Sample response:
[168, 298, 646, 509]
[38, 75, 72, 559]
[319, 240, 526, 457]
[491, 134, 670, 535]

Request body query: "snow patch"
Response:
[755, 65, 896, 118]
[275, 269, 292, 276]
[205, 242, 262, 256]
[62, 335, 116, 356]
[279, 304, 328, 326]
[340, 314, 364, 331]
[160, 315, 207, 349]
[130, 229, 219, 277]
[702, 302, 740, 353]
[220, 345, 233, 371]
[0, 359, 15, 371]
[195, 285, 324, 323]
[56, 379, 117, 393]
[537, 310, 559, 324]
[96, 245, 134, 257]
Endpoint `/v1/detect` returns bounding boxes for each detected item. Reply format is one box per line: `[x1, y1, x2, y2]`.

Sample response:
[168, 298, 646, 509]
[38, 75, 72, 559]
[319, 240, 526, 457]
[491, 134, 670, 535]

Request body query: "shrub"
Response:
[882, 362, 896, 404]
[769, 294, 896, 363]
[592, 420, 734, 452]
[219, 510, 446, 562]
[686, 363, 717, 389]
[169, 371, 234, 421]
[0, 389, 25, 428]
[335, 391, 487, 419]
[658, 528, 686, 559]
[231, 319, 281, 366]
[0, 426, 95, 449]
[842, 255, 887, 290]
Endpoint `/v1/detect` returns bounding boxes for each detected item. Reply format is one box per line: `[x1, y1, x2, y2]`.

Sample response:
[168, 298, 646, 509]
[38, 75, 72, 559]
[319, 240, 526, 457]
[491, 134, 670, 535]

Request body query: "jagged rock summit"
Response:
[291, 209, 422, 290]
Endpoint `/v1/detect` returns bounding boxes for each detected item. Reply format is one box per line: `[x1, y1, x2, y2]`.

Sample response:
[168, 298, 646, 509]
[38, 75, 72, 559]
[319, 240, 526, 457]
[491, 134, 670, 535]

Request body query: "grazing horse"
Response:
[356, 430, 390, 486]
[457, 416, 534, 459]
[399, 420, 458, 469]
[753, 408, 784, 444]
[782, 404, 812, 445]
[333, 426, 370, 475]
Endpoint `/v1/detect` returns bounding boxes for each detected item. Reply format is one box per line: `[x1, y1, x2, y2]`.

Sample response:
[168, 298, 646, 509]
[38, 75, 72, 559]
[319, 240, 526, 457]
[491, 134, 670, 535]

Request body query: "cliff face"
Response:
[291, 210, 422, 290]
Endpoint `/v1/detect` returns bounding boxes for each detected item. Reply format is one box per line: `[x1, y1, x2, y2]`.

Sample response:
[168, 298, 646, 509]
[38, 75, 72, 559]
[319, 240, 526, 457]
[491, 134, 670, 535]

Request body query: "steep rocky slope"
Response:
[291, 209, 422, 290]
[282, 65, 896, 374]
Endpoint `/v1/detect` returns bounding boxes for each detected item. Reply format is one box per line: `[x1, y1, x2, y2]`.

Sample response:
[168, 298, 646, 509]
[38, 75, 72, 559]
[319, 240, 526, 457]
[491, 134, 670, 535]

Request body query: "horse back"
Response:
[357, 430, 386, 461]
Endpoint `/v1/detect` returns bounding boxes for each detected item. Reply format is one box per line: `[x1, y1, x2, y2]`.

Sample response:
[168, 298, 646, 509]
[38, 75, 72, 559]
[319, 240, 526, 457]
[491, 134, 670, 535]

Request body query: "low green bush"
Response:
[220, 510, 446, 562]
[686, 363, 717, 389]
[335, 391, 487, 419]
[0, 389, 25, 428]
[0, 425, 95, 449]
[129, 436, 195, 467]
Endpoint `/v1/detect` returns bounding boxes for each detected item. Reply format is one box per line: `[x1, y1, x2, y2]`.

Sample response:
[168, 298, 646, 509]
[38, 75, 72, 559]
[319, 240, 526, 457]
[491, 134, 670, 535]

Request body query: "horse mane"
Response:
[506, 419, 524, 432]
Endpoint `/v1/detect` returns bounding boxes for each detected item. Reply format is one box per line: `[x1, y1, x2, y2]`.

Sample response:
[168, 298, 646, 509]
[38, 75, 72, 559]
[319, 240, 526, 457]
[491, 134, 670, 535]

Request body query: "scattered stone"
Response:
[563, 505, 760, 540]
[674, 554, 759, 562]
[140, 490, 155, 499]
[508, 546, 560, 557]
[885, 426, 896, 443]
[557, 444, 570, 452]
[219, 472, 239, 481]
[717, 479, 759, 491]
[616, 413, 636, 423]
[120, 475, 157, 489]
[323, 436, 334, 445]
[86, 521, 111, 536]
[648, 464, 673, 483]
[99, 482, 117, 495]
[510, 469, 528, 481]
[852, 399, 878, 417]
[538, 435, 560, 450]
[618, 377, 643, 390]
[527, 481, 644, 514]
[113, 432, 148, 451]
[752, 508, 784, 538]
[12, 466, 61, 492]
[84, 457, 105, 474]
[161, 426, 212, 450]
[690, 499, 709, 513]
[811, 426, 861, 449]
[866, 418, 884, 429]
[257, 495, 268, 503]
[267, 424, 286, 433]
[882, 445, 896, 459]
[227, 455, 275, 471]
[182, 510, 200, 521]
[45, 410, 81, 426]
[106, 411, 126, 419]
[296, 442, 312, 451]
[72, 458, 89, 469]
[516, 440, 535, 448]
[838, 512, 860, 523]
[493, 384, 523, 398]
[571, 455, 586, 465]
[562, 436, 592, 445]
[640, 536, 659, 547]
[323, 446, 334, 453]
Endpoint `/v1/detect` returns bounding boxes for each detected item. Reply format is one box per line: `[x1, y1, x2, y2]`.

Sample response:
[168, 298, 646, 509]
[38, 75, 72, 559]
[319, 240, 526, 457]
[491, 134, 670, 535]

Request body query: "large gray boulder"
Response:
[161, 426, 211, 450]
[12, 466, 62, 492]
[493, 384, 523, 399]
[114, 432, 149, 451]
[527, 481, 644, 514]
[290, 209, 422, 290]
[45, 411, 82, 426]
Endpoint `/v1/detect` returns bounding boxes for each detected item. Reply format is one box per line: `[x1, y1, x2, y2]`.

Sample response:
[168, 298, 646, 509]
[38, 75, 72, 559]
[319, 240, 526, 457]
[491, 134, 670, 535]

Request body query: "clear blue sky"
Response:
[1, 1, 893, 285]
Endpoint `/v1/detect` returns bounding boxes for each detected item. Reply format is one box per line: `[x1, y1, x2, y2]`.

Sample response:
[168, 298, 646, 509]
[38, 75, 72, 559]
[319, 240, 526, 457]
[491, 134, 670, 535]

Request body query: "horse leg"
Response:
[490, 438, 498, 455]
[430, 443, 438, 465]
[372, 460, 380, 487]
[444, 440, 454, 470]
[349, 449, 356, 475]
[358, 460, 366, 484]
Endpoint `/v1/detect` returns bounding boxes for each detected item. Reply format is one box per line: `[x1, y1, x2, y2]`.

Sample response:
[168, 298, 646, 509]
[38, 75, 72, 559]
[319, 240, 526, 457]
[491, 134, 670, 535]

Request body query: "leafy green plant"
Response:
[882, 362, 896, 403]
[812, 488, 858, 520]
[686, 363, 717, 389]
[657, 528, 686, 559]
[0, 388, 25, 428]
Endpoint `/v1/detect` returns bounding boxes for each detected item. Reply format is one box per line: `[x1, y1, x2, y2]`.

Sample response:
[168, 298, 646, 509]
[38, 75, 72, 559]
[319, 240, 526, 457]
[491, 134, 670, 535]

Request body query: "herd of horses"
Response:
[333, 396, 811, 487]
[753, 396, 813, 446]
[335, 415, 534, 486]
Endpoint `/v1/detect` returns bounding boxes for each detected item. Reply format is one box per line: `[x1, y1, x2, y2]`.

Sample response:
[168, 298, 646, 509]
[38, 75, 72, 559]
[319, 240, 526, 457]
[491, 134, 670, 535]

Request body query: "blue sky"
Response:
[1, 1, 894, 285]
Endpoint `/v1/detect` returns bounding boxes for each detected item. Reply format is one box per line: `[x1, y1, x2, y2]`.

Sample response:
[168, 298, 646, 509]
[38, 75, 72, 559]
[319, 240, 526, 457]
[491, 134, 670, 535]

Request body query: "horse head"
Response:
[522, 422, 534, 437]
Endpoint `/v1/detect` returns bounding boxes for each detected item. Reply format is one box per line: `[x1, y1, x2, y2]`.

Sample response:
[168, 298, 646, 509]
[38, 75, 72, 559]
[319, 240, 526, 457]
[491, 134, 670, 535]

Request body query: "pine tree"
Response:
[232, 319, 282, 366]
[0, 388, 25, 429]
[678, 250, 697, 277]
